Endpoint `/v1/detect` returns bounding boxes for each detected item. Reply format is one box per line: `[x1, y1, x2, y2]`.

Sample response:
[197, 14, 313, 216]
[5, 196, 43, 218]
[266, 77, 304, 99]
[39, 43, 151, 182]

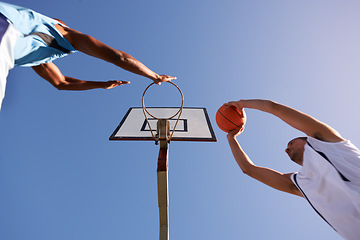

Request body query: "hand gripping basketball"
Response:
[216, 105, 246, 133]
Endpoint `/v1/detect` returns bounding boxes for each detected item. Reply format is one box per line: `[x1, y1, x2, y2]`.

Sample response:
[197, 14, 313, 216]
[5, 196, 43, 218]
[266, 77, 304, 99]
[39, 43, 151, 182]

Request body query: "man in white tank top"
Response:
[225, 99, 360, 240]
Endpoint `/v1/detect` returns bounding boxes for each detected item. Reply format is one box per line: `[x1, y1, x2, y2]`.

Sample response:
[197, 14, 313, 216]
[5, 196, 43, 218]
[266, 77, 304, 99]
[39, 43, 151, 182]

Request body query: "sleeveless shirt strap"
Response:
[26, 32, 71, 54]
[306, 141, 350, 182]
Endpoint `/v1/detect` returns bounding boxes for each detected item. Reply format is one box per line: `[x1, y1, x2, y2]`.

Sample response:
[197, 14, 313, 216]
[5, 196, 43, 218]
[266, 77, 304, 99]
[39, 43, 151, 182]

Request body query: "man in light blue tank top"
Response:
[0, 2, 176, 110]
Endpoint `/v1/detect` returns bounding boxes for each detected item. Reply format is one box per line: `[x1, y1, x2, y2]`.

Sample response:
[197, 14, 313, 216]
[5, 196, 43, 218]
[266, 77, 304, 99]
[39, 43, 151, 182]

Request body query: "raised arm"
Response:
[32, 62, 129, 90]
[54, 24, 176, 85]
[226, 99, 344, 142]
[227, 128, 302, 197]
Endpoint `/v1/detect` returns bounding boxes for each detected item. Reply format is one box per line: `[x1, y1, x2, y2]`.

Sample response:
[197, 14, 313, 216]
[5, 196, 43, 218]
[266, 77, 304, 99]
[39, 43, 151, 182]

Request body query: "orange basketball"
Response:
[216, 105, 246, 133]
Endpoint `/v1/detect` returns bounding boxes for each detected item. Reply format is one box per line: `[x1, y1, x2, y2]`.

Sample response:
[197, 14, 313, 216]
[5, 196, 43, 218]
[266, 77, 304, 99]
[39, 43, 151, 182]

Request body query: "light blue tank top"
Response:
[0, 2, 76, 67]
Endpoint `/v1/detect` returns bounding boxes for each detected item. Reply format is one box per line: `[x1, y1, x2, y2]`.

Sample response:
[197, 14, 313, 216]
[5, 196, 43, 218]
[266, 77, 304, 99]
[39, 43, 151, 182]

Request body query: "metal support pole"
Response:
[157, 119, 169, 240]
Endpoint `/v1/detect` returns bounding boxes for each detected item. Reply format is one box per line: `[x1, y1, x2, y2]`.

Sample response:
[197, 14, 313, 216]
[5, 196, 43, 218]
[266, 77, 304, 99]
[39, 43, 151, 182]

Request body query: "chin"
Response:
[290, 155, 301, 165]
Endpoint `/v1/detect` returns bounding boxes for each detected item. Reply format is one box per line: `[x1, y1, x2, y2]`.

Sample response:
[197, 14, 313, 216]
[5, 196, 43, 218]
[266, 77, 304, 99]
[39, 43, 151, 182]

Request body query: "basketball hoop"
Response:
[142, 81, 184, 144]
[110, 81, 216, 240]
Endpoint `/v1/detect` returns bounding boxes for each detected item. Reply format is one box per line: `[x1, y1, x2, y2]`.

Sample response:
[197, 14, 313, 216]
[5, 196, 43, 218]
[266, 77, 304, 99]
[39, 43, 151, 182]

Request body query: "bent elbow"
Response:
[240, 167, 250, 176]
[54, 82, 68, 90]
[243, 170, 253, 177]
[236, 161, 255, 176]
[241, 167, 257, 178]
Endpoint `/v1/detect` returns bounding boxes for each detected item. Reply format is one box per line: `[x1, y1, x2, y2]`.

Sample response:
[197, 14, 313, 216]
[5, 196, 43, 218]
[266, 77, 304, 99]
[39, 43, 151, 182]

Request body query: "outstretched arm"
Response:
[226, 99, 344, 142]
[32, 62, 130, 90]
[55, 24, 176, 85]
[227, 127, 302, 197]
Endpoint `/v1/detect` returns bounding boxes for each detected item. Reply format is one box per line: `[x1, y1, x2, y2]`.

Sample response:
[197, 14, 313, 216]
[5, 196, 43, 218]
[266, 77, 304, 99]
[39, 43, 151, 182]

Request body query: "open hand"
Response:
[104, 80, 130, 89]
[153, 75, 177, 85]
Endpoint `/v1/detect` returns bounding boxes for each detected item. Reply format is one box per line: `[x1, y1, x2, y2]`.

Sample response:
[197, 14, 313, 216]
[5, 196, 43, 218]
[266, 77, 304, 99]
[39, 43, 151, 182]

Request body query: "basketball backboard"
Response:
[109, 107, 217, 142]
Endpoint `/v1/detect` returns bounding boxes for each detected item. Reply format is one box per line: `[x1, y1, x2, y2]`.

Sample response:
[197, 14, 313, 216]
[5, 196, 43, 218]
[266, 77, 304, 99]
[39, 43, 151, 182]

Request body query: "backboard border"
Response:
[109, 107, 217, 142]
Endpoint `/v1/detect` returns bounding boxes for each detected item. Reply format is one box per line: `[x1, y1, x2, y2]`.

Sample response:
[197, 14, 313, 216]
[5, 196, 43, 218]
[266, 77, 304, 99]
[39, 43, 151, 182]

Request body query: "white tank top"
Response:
[291, 136, 360, 240]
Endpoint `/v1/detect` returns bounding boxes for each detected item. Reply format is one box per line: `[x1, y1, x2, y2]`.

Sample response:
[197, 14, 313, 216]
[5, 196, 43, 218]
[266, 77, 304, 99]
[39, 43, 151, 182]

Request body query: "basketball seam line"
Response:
[218, 110, 241, 128]
[232, 108, 243, 119]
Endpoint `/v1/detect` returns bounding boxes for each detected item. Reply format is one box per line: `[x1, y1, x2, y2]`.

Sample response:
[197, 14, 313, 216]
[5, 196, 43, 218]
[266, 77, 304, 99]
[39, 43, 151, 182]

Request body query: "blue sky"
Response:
[1, 0, 360, 239]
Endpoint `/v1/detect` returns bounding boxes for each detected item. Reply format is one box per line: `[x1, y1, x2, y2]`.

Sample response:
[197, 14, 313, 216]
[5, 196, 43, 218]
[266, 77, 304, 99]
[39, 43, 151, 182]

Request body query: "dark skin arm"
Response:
[32, 21, 176, 89]
[32, 62, 129, 90]
[54, 24, 176, 85]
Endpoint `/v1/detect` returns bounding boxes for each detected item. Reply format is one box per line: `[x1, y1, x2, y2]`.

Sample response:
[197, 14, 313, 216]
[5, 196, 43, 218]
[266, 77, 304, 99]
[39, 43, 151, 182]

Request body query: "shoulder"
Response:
[284, 173, 303, 197]
[307, 134, 346, 144]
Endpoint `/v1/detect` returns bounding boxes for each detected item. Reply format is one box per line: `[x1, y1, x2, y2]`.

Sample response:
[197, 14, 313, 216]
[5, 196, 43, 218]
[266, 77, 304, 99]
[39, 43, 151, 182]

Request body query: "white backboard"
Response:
[109, 107, 217, 142]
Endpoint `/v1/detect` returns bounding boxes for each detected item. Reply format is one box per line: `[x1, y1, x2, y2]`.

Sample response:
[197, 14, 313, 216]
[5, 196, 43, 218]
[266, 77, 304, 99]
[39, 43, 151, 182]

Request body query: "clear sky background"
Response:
[1, 0, 359, 239]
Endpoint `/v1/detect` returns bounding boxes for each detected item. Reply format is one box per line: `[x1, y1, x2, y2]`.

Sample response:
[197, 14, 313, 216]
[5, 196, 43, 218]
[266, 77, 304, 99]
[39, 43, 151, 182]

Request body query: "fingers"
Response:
[227, 125, 245, 138]
[119, 81, 130, 85]
[154, 75, 177, 85]
[224, 101, 238, 107]
[104, 80, 130, 89]
[160, 75, 177, 81]
[112, 80, 130, 86]
[224, 100, 244, 111]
